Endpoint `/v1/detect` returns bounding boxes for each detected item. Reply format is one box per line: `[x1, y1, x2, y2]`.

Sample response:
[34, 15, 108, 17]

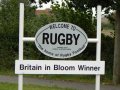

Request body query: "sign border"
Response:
[35, 22, 88, 58]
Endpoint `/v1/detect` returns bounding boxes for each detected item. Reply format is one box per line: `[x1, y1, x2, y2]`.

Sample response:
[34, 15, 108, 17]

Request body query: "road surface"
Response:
[0, 75, 120, 90]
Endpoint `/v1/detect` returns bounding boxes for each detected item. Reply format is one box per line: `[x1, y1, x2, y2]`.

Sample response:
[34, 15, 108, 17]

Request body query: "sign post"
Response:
[96, 5, 102, 90]
[16, 3, 104, 90]
[18, 3, 24, 90]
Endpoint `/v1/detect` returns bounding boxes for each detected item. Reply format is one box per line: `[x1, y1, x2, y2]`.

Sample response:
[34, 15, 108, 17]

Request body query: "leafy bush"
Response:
[101, 34, 114, 77]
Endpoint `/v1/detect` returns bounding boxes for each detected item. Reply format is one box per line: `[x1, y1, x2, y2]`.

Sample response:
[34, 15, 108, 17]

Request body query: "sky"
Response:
[31, 0, 62, 10]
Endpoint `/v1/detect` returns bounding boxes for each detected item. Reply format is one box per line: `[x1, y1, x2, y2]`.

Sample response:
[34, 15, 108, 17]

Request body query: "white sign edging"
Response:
[15, 60, 105, 75]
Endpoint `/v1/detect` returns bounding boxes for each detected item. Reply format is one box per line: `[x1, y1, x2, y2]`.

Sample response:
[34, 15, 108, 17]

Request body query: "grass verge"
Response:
[0, 83, 74, 90]
[0, 70, 112, 84]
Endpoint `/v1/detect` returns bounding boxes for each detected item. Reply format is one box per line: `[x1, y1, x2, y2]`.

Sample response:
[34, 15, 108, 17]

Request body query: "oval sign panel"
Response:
[35, 22, 88, 58]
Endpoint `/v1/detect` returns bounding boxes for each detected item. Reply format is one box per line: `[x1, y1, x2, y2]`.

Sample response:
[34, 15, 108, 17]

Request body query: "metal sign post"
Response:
[18, 3, 24, 90]
[17, 3, 102, 90]
[96, 5, 102, 90]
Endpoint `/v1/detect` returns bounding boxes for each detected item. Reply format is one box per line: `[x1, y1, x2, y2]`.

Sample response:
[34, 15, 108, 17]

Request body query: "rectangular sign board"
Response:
[15, 60, 105, 75]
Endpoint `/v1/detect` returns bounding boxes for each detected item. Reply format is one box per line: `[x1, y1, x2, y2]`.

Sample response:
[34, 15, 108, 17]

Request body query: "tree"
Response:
[51, 2, 95, 37]
[67, 0, 120, 85]
[0, 0, 60, 69]
[0, 0, 39, 69]
[0, 0, 20, 69]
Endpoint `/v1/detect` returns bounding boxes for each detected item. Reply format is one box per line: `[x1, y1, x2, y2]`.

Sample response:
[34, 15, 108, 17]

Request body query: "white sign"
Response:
[15, 60, 105, 75]
[35, 22, 88, 58]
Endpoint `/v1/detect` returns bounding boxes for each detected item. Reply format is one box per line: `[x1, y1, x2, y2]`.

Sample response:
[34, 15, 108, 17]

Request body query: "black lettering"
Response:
[20, 64, 24, 70]
[78, 65, 84, 70]
[58, 33, 65, 45]
[49, 24, 69, 29]
[66, 34, 73, 45]
[49, 25, 52, 29]
[61, 24, 64, 28]
[50, 33, 57, 44]
[42, 33, 49, 44]
[42, 33, 80, 45]
[54, 65, 58, 70]
[53, 24, 56, 28]
[58, 24, 61, 28]
[73, 34, 80, 45]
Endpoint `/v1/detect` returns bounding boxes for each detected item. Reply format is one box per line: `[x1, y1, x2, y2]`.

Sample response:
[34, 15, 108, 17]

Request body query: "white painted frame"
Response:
[18, 3, 102, 90]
